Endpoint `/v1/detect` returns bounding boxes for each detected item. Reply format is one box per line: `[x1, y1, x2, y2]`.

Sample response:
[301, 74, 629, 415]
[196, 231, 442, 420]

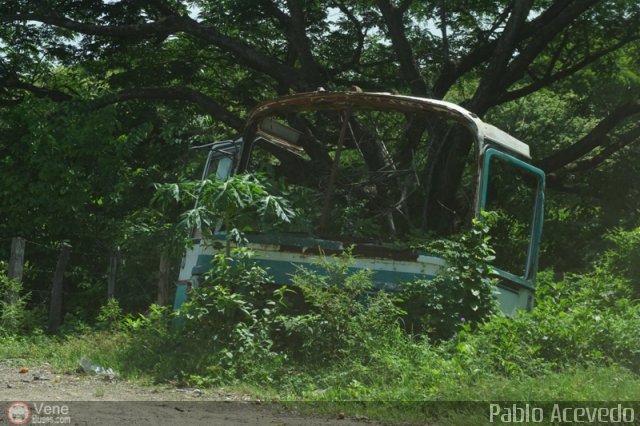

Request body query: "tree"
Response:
[0, 77, 207, 314]
[1, 0, 639, 235]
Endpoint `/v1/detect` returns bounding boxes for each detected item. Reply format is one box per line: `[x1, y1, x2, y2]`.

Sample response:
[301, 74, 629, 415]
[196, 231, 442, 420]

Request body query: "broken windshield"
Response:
[241, 94, 480, 242]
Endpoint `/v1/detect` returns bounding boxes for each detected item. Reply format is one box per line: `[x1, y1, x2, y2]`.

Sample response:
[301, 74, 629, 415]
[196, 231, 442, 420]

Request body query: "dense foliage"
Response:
[0, 2, 638, 312]
[105, 225, 640, 385]
[1, 226, 638, 422]
[401, 213, 499, 339]
[0, 3, 639, 420]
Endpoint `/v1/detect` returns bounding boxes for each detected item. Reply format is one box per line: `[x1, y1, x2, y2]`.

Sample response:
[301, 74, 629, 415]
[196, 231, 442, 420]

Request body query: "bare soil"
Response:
[0, 361, 378, 425]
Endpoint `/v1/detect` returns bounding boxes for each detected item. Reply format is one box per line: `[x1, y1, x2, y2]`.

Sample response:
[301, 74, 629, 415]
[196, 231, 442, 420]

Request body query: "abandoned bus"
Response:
[173, 91, 545, 315]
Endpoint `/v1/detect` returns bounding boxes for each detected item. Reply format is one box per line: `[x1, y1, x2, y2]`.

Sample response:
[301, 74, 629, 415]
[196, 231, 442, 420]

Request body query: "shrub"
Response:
[166, 248, 286, 384]
[451, 268, 640, 376]
[153, 173, 295, 255]
[116, 223, 640, 391]
[401, 213, 499, 340]
[602, 227, 640, 297]
[96, 298, 126, 331]
[0, 263, 31, 336]
[118, 248, 409, 386]
[283, 250, 405, 363]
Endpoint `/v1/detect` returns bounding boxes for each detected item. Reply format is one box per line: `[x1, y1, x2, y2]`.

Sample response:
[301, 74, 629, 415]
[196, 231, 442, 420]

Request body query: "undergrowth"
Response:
[1, 226, 639, 423]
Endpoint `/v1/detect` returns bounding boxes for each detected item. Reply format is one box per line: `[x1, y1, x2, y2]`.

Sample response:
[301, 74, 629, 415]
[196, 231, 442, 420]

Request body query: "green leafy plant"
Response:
[116, 248, 409, 386]
[96, 298, 127, 331]
[284, 250, 405, 363]
[153, 173, 295, 254]
[0, 262, 31, 336]
[166, 248, 286, 384]
[450, 263, 640, 377]
[0, 279, 30, 336]
[401, 212, 499, 340]
[602, 226, 640, 297]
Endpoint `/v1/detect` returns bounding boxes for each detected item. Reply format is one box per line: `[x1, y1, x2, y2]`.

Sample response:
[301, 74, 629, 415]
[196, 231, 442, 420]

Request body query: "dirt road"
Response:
[0, 361, 376, 425]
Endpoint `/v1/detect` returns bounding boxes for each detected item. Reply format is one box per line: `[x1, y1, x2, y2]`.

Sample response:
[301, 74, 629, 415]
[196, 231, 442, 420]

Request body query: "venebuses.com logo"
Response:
[5, 401, 71, 424]
[6, 402, 31, 425]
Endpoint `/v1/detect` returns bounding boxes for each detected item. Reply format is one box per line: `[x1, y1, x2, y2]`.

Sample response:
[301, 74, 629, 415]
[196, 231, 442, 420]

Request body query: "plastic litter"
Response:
[78, 356, 118, 376]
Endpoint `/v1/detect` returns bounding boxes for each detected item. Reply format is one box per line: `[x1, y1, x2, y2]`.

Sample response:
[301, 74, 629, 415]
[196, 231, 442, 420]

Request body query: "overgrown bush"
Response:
[603, 226, 640, 297]
[177, 248, 286, 384]
[96, 298, 127, 331]
[112, 249, 284, 385]
[0, 262, 31, 336]
[283, 250, 405, 363]
[401, 213, 499, 340]
[451, 264, 640, 376]
[116, 248, 408, 386]
[153, 173, 295, 255]
[111, 223, 640, 398]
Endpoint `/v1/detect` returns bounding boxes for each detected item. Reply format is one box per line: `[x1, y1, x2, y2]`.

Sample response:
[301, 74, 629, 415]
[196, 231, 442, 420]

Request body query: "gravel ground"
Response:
[0, 361, 377, 425]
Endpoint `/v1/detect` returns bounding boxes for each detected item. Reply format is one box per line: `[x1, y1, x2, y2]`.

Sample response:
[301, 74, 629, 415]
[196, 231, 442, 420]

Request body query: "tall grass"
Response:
[2, 227, 639, 424]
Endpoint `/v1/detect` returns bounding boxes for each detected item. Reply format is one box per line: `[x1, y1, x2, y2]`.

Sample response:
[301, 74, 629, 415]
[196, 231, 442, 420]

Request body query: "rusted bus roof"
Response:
[241, 91, 530, 168]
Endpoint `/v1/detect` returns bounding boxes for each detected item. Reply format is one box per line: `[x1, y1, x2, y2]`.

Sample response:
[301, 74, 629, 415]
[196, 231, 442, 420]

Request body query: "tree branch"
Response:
[259, 0, 322, 84]
[0, 77, 73, 102]
[91, 87, 244, 131]
[145, 0, 182, 17]
[543, 32, 569, 78]
[375, 0, 430, 96]
[398, 0, 414, 15]
[4, 11, 308, 91]
[439, 1, 450, 65]
[565, 125, 640, 173]
[285, 0, 324, 84]
[470, 0, 533, 113]
[497, 37, 638, 105]
[167, 14, 311, 90]
[536, 100, 640, 172]
[432, 0, 585, 98]
[331, 0, 366, 72]
[485, 5, 513, 38]
[3, 12, 184, 38]
[495, 0, 601, 93]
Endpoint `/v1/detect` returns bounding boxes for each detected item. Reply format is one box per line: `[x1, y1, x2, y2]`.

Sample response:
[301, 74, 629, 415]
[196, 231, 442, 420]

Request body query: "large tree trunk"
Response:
[422, 127, 475, 234]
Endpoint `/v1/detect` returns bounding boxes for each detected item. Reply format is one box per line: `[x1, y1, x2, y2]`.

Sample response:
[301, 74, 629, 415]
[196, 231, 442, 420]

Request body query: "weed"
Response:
[2, 224, 639, 425]
[0, 262, 31, 336]
[96, 298, 127, 331]
[401, 213, 499, 340]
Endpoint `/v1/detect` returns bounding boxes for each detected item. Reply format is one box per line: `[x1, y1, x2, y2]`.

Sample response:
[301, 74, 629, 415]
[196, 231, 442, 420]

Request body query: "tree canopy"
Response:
[1, 0, 639, 309]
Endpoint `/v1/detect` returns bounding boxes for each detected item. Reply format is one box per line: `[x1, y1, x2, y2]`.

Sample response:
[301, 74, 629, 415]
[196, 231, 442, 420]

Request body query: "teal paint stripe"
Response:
[173, 284, 189, 311]
[253, 258, 435, 289]
[192, 254, 434, 289]
[493, 267, 535, 290]
[185, 254, 534, 314]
